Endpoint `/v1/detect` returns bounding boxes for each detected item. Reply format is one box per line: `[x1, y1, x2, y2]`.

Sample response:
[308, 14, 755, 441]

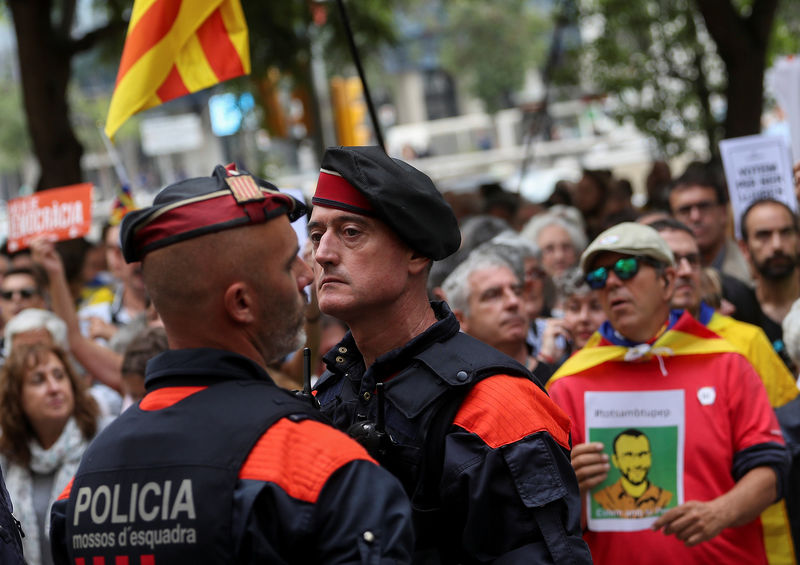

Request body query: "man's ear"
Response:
[737, 238, 752, 264]
[453, 308, 468, 330]
[661, 267, 676, 299]
[408, 251, 431, 276]
[223, 282, 255, 324]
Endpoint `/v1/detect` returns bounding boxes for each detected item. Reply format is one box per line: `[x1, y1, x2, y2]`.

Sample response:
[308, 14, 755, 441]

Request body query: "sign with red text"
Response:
[7, 183, 93, 252]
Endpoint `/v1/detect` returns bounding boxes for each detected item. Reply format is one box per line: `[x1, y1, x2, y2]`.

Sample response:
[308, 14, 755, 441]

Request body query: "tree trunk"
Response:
[695, 0, 778, 141]
[724, 53, 768, 139]
[9, 0, 83, 191]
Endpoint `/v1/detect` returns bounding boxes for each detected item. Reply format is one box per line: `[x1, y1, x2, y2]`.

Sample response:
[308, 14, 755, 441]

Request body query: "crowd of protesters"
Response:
[0, 153, 799, 563]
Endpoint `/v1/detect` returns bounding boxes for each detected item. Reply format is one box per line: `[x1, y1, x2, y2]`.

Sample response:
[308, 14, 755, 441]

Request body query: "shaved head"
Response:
[142, 218, 311, 365]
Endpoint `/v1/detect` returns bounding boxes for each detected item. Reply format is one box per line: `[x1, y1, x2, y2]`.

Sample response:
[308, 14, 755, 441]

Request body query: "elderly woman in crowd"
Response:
[520, 210, 587, 277]
[0, 343, 103, 565]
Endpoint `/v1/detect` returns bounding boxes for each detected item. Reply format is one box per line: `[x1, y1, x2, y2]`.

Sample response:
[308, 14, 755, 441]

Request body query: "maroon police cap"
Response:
[312, 146, 461, 260]
[120, 164, 306, 262]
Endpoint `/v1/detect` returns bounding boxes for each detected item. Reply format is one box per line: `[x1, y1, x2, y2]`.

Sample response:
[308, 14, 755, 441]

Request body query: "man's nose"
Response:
[314, 232, 337, 265]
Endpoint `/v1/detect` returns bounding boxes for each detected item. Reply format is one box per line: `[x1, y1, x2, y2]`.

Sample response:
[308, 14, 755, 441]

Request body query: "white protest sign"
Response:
[719, 134, 797, 239]
[584, 389, 685, 532]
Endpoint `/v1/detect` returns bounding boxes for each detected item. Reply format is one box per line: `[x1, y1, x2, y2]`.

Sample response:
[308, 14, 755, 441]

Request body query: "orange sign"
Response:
[7, 183, 93, 252]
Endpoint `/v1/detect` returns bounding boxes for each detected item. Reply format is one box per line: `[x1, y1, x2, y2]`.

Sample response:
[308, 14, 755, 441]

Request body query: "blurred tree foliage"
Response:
[574, 0, 800, 159]
[5, 0, 401, 191]
[0, 83, 30, 175]
[439, 0, 550, 114]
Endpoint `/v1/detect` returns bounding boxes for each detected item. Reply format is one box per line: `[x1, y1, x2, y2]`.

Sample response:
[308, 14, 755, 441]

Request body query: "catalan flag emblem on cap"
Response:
[225, 173, 264, 203]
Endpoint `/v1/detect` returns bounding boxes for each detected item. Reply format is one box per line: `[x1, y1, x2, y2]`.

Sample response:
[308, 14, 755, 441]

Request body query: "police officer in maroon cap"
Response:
[310, 146, 592, 564]
[49, 165, 413, 564]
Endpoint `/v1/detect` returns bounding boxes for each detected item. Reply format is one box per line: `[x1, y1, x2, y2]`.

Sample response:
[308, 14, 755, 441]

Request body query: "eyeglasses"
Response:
[673, 252, 701, 268]
[674, 201, 718, 217]
[525, 266, 548, 282]
[0, 288, 38, 301]
[585, 256, 659, 290]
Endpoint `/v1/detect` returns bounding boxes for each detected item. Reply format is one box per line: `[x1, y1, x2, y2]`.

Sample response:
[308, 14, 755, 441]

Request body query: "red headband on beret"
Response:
[312, 169, 373, 215]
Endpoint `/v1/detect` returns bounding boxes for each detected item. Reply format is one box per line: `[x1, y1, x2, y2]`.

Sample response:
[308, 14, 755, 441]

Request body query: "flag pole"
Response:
[334, 0, 385, 151]
[98, 123, 132, 189]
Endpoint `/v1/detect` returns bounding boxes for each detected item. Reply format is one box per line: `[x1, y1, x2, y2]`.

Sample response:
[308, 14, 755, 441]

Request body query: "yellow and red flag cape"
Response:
[105, 0, 250, 140]
[548, 310, 796, 565]
[548, 311, 737, 389]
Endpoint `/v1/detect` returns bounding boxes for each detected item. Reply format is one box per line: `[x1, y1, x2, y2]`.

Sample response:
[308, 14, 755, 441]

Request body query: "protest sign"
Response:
[7, 183, 93, 252]
[585, 389, 685, 532]
[719, 134, 796, 238]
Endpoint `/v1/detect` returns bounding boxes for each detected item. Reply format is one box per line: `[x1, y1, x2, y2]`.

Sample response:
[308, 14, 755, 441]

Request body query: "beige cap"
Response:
[580, 222, 675, 273]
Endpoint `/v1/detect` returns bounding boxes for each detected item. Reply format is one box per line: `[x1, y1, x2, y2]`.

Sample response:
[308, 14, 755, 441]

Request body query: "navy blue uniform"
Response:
[315, 302, 592, 564]
[50, 349, 413, 564]
[0, 467, 24, 564]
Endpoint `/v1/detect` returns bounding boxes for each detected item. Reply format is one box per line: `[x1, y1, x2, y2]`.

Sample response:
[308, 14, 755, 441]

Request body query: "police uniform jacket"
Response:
[50, 348, 413, 564]
[0, 467, 24, 564]
[314, 302, 592, 564]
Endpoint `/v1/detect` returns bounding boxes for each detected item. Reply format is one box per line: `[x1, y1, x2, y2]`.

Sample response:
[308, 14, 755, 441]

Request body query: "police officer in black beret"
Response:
[310, 146, 592, 563]
[50, 165, 414, 564]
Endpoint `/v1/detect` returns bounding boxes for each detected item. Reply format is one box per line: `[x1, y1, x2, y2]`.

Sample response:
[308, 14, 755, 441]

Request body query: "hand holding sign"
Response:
[571, 442, 610, 495]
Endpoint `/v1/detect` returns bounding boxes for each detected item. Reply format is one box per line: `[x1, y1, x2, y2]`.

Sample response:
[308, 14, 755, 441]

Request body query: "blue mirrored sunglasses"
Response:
[585, 256, 658, 290]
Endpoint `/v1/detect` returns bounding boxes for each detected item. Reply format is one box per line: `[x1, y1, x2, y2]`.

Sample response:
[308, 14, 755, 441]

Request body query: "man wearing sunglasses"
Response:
[648, 217, 798, 565]
[0, 267, 47, 333]
[547, 222, 788, 565]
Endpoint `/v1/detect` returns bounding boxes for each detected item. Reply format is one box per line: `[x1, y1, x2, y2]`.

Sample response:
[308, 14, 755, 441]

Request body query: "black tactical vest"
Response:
[317, 330, 534, 557]
[65, 378, 322, 564]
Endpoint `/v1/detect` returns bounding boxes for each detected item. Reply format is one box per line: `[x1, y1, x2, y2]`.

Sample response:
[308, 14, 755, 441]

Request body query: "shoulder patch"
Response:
[239, 418, 376, 503]
[453, 374, 571, 450]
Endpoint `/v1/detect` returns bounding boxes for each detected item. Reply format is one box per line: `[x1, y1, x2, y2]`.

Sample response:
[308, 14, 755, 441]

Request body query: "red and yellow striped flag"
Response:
[105, 0, 250, 140]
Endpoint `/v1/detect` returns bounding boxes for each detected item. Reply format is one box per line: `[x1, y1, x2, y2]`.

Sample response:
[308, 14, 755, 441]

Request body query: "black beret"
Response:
[120, 164, 306, 262]
[312, 146, 460, 260]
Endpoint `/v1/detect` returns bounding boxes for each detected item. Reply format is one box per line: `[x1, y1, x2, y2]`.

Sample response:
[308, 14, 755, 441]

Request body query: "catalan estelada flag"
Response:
[109, 184, 138, 226]
[105, 0, 250, 140]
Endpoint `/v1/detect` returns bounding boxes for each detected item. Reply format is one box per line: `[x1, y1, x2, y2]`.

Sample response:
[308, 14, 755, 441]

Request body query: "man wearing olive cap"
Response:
[310, 146, 591, 563]
[547, 222, 788, 565]
[50, 165, 413, 564]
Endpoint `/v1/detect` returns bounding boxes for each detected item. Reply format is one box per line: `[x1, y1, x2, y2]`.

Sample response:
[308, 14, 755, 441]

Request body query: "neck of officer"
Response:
[164, 321, 273, 372]
[349, 290, 438, 369]
[756, 267, 800, 324]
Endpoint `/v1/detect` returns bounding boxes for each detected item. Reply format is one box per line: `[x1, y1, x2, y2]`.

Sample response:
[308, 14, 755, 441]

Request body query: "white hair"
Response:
[520, 210, 588, 255]
[441, 251, 516, 317]
[782, 298, 800, 373]
[3, 308, 68, 357]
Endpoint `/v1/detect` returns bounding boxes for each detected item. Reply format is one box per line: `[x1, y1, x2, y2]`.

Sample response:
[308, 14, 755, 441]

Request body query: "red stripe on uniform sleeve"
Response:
[453, 375, 572, 450]
[57, 477, 74, 501]
[139, 386, 207, 411]
[239, 418, 375, 503]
